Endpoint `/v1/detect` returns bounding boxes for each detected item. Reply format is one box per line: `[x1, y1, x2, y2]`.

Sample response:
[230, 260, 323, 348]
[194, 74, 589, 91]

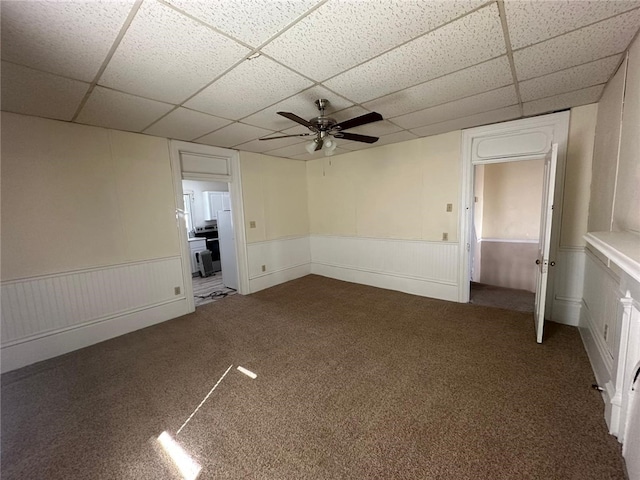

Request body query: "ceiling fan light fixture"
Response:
[324, 138, 337, 156]
[305, 140, 317, 154]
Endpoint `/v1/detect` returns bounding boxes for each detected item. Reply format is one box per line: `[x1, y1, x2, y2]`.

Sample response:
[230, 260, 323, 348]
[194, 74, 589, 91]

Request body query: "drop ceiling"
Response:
[2, 0, 639, 161]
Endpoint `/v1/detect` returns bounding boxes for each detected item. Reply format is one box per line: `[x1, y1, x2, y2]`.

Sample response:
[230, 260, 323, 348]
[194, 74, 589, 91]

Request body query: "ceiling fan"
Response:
[259, 99, 383, 156]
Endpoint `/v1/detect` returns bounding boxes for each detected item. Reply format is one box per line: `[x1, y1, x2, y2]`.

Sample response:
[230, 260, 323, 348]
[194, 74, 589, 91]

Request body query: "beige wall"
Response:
[1, 113, 180, 281]
[307, 131, 460, 241]
[561, 103, 598, 246]
[481, 159, 544, 240]
[240, 151, 309, 243]
[588, 58, 627, 232]
[613, 37, 640, 233]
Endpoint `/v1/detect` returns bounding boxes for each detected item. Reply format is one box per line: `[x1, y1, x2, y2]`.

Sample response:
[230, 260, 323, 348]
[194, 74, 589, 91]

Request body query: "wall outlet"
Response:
[174, 286, 181, 295]
[446, 203, 453, 212]
[442, 232, 448, 241]
[261, 265, 266, 272]
[249, 221, 256, 228]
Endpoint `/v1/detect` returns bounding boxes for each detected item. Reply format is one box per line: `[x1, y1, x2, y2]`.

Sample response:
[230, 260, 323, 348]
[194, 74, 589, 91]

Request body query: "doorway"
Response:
[459, 112, 569, 342]
[469, 159, 545, 313]
[181, 178, 237, 307]
[169, 141, 249, 313]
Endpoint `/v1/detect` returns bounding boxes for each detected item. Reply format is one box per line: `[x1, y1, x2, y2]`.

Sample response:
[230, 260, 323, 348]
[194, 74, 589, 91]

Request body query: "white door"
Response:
[534, 143, 558, 343]
[218, 210, 238, 290]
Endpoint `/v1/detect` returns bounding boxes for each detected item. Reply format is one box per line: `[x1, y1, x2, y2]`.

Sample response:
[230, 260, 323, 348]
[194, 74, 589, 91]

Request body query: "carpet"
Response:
[1, 275, 626, 479]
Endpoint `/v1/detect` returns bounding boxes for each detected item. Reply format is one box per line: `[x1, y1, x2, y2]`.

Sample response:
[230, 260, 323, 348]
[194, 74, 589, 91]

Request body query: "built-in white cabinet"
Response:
[203, 191, 230, 220]
[188, 238, 206, 274]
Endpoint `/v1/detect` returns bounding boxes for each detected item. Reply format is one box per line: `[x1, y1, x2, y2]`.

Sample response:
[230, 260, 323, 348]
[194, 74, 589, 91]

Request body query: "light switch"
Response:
[446, 203, 453, 212]
[442, 232, 448, 241]
[249, 221, 256, 228]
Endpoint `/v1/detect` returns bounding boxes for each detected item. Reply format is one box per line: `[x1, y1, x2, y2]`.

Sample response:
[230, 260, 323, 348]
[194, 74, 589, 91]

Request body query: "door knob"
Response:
[535, 259, 541, 265]
[550, 261, 555, 267]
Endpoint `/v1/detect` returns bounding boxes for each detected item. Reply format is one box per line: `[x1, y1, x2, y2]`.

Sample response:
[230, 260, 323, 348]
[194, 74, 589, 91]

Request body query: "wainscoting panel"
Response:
[551, 247, 586, 326]
[246, 236, 311, 293]
[310, 235, 459, 301]
[579, 249, 621, 430]
[1, 257, 187, 372]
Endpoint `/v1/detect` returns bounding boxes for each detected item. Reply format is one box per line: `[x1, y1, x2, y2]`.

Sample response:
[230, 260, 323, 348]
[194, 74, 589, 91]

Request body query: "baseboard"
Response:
[551, 296, 582, 326]
[248, 263, 311, 293]
[311, 262, 458, 302]
[579, 303, 616, 433]
[1, 298, 188, 373]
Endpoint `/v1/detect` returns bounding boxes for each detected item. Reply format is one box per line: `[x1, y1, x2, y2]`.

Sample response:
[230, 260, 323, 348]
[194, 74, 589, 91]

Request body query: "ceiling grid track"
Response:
[70, 0, 144, 122]
[497, 0, 524, 117]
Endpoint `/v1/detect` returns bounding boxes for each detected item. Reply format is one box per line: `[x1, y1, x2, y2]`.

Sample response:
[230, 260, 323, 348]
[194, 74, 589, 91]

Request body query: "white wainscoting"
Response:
[579, 249, 621, 431]
[1, 256, 187, 372]
[551, 247, 586, 326]
[310, 235, 459, 302]
[246, 236, 311, 293]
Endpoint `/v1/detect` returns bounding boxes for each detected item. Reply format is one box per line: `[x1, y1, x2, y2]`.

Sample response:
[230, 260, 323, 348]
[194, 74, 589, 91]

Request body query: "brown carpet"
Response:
[470, 282, 535, 313]
[1, 275, 626, 479]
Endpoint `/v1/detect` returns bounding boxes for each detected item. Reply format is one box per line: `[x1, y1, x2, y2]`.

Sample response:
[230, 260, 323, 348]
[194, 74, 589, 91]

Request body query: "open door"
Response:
[534, 143, 558, 343]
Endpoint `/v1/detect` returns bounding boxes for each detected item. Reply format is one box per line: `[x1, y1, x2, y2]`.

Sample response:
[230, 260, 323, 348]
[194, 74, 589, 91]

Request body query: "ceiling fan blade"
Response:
[332, 112, 383, 131]
[335, 132, 379, 144]
[259, 133, 312, 140]
[277, 111, 316, 129]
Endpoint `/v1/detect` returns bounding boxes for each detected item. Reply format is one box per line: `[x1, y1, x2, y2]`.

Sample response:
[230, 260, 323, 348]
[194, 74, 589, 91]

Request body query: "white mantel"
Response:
[582, 230, 640, 456]
[584, 231, 640, 284]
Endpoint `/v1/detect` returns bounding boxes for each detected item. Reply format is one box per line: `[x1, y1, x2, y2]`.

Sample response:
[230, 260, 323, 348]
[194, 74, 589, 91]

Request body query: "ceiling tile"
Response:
[391, 86, 518, 129]
[195, 122, 274, 148]
[410, 105, 521, 137]
[76, 86, 174, 132]
[262, 0, 486, 81]
[262, 141, 311, 158]
[242, 86, 354, 130]
[100, 0, 249, 104]
[340, 131, 419, 151]
[519, 55, 622, 102]
[235, 135, 308, 154]
[505, 0, 640, 50]
[1, 1, 134, 81]
[1, 62, 89, 121]
[513, 10, 640, 81]
[291, 147, 350, 161]
[362, 56, 513, 118]
[144, 107, 232, 141]
[324, 4, 506, 103]
[184, 56, 312, 120]
[164, 0, 318, 47]
[522, 85, 604, 116]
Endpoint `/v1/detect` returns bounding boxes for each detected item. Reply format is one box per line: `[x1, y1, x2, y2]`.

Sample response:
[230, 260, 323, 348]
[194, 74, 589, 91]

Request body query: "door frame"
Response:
[458, 111, 570, 315]
[169, 141, 249, 313]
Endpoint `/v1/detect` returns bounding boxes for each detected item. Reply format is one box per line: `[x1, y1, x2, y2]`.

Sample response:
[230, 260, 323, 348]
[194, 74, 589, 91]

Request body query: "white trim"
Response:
[478, 238, 539, 244]
[558, 245, 587, 253]
[459, 111, 570, 305]
[169, 141, 250, 312]
[249, 264, 311, 293]
[249, 262, 311, 280]
[311, 233, 458, 246]
[246, 235, 310, 246]
[1, 298, 187, 373]
[0, 255, 182, 284]
[584, 231, 640, 284]
[311, 263, 459, 302]
[2, 297, 184, 348]
[312, 261, 457, 287]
